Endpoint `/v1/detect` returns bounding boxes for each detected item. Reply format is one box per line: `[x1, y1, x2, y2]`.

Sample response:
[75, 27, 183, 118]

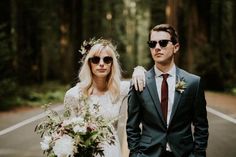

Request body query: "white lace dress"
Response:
[64, 81, 130, 157]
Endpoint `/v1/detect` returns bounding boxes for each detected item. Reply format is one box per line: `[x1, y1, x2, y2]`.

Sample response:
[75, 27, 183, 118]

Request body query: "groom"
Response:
[126, 24, 209, 157]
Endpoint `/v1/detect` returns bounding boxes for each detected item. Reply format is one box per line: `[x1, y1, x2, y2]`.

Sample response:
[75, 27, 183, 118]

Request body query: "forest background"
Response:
[0, 0, 236, 110]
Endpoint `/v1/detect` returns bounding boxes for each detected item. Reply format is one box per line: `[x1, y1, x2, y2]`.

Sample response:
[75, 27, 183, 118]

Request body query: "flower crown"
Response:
[79, 38, 119, 61]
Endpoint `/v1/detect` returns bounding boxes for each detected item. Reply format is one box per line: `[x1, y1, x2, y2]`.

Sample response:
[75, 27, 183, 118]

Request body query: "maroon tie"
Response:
[161, 74, 169, 123]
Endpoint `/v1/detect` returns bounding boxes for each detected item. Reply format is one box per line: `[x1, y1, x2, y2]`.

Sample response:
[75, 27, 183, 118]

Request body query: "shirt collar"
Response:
[154, 64, 176, 77]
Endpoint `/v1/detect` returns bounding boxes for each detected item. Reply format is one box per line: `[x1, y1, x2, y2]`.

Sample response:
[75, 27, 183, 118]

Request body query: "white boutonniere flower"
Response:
[175, 78, 187, 93]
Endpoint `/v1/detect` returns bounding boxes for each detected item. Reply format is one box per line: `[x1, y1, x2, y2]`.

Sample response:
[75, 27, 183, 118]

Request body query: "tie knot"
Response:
[162, 74, 169, 80]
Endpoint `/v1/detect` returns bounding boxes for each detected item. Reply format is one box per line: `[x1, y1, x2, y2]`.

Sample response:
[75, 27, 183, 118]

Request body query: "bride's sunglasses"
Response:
[89, 56, 113, 64]
[147, 40, 171, 48]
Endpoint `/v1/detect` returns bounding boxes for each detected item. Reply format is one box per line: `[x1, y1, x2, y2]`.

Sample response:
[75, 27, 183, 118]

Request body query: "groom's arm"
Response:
[126, 84, 142, 157]
[193, 78, 209, 157]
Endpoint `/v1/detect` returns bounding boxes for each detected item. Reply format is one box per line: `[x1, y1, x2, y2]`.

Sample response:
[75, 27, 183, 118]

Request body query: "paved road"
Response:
[207, 112, 236, 157]
[0, 92, 235, 157]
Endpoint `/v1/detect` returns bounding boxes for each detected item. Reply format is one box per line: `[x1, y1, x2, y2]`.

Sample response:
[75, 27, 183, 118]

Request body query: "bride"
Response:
[63, 39, 145, 157]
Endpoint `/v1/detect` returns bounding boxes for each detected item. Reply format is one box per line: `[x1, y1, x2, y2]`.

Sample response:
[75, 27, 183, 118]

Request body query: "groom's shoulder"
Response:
[145, 67, 155, 77]
[178, 68, 200, 80]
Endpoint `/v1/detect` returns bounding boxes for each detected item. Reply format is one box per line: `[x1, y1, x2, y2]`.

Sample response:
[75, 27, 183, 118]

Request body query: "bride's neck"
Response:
[91, 77, 108, 95]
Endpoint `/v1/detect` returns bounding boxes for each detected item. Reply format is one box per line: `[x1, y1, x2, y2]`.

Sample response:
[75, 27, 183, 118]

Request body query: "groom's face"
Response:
[149, 31, 179, 66]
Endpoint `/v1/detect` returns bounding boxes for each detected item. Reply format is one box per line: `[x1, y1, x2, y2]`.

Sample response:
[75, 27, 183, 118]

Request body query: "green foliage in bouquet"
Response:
[35, 94, 117, 157]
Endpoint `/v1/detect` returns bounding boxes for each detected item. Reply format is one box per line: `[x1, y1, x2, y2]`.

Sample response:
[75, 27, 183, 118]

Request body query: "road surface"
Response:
[0, 91, 235, 157]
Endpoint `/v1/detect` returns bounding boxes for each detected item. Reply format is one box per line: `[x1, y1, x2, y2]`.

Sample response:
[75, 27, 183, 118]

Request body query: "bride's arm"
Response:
[132, 66, 146, 92]
[63, 86, 81, 117]
[117, 81, 131, 157]
[117, 89, 129, 157]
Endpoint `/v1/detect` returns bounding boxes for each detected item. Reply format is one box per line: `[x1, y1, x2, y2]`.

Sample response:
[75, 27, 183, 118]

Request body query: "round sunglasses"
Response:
[147, 40, 171, 48]
[89, 56, 113, 64]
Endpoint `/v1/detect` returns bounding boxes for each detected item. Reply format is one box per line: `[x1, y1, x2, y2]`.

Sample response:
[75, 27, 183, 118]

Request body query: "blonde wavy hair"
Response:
[78, 39, 121, 103]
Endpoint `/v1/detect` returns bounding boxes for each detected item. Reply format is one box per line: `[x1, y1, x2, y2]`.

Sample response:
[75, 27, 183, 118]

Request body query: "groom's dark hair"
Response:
[149, 24, 179, 44]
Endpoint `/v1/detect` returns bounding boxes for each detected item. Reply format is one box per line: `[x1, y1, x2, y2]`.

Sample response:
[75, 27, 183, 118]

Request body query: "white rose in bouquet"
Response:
[53, 135, 75, 157]
[40, 136, 52, 151]
[35, 94, 117, 157]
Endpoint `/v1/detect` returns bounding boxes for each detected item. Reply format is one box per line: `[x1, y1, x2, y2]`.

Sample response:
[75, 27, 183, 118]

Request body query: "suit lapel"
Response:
[146, 68, 166, 124]
[169, 67, 183, 124]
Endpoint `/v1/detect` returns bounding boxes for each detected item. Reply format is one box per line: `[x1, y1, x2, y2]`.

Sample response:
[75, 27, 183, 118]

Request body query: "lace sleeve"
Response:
[63, 85, 81, 117]
[117, 80, 130, 156]
[117, 80, 130, 132]
[117, 80, 130, 136]
[120, 80, 130, 96]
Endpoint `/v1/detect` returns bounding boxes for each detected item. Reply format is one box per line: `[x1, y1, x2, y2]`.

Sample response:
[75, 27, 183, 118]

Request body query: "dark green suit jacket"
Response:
[126, 67, 209, 157]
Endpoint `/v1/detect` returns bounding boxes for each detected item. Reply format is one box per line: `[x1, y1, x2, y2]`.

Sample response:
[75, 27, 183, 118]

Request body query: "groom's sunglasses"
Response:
[89, 56, 113, 64]
[147, 40, 171, 48]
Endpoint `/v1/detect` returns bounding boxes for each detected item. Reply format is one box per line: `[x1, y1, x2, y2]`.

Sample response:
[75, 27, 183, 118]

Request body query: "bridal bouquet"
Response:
[35, 94, 116, 157]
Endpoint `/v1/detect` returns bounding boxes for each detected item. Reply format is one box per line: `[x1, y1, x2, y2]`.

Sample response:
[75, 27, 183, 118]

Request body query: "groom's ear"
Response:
[173, 43, 180, 54]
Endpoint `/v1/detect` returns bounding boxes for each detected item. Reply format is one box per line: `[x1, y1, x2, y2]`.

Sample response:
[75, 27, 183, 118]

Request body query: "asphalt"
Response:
[0, 91, 235, 157]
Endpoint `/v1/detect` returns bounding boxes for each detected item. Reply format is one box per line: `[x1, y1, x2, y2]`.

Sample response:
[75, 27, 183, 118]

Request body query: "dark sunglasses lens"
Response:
[147, 41, 157, 48]
[103, 57, 113, 64]
[90, 56, 113, 64]
[159, 40, 169, 47]
[90, 56, 100, 64]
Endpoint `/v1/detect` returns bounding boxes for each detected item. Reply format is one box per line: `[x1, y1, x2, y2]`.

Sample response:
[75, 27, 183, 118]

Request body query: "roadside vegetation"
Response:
[0, 81, 69, 111]
[0, 0, 236, 110]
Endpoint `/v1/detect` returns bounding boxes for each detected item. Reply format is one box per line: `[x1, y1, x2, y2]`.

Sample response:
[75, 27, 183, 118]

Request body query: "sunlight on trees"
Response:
[0, 0, 236, 109]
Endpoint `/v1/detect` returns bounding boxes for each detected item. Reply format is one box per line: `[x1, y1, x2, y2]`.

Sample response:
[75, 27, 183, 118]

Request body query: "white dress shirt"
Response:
[154, 65, 176, 151]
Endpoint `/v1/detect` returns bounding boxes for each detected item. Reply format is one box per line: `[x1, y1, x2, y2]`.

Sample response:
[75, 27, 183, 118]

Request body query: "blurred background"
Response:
[0, 0, 236, 109]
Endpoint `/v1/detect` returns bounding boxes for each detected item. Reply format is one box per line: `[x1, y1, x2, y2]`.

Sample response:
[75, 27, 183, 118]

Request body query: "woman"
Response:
[64, 39, 144, 157]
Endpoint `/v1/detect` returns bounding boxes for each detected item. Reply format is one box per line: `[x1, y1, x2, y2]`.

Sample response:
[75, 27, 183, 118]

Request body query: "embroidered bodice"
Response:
[64, 81, 130, 121]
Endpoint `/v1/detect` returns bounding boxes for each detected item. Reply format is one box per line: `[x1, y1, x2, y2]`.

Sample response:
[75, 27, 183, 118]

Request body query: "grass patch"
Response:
[232, 88, 236, 96]
[0, 81, 70, 110]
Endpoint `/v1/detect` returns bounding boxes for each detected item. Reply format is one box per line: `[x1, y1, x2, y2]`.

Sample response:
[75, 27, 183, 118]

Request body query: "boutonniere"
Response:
[175, 77, 187, 93]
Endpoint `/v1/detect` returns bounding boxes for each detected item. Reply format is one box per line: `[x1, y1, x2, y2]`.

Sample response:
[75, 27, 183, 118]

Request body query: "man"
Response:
[126, 24, 209, 157]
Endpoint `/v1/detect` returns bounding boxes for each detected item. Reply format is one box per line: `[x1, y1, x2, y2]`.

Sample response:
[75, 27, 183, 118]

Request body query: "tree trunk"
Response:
[233, 0, 236, 80]
[59, 0, 74, 83]
[10, 0, 17, 72]
[166, 0, 179, 29]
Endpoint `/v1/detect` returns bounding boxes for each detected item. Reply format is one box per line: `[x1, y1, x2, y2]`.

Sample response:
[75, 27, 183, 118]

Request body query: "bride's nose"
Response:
[98, 60, 105, 67]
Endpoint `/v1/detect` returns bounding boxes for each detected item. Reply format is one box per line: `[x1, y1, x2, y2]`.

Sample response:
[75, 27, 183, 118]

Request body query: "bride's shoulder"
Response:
[120, 80, 130, 95]
[65, 83, 82, 98]
[64, 83, 83, 109]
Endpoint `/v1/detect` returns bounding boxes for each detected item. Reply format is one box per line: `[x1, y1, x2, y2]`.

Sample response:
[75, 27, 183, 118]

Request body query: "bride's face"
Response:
[89, 50, 113, 78]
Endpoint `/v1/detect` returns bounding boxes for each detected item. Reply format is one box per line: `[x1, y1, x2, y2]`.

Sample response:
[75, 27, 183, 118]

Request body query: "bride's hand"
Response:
[132, 66, 146, 92]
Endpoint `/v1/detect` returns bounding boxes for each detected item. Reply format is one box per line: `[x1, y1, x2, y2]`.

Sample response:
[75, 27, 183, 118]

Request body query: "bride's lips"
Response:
[97, 69, 107, 72]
